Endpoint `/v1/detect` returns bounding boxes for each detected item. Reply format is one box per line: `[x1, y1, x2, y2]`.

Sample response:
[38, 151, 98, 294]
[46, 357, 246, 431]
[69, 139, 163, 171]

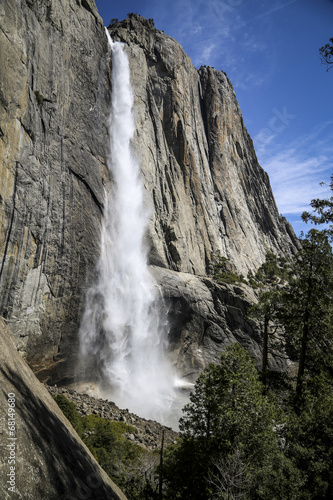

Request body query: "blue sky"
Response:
[95, 0, 333, 237]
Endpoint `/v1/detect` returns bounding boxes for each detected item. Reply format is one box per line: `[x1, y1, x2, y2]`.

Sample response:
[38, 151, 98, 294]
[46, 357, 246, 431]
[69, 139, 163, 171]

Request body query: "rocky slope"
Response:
[0, 3, 297, 385]
[47, 385, 179, 451]
[0, 317, 127, 500]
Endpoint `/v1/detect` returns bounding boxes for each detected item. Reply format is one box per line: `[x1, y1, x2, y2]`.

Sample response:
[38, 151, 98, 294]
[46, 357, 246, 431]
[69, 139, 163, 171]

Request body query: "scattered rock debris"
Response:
[47, 385, 179, 451]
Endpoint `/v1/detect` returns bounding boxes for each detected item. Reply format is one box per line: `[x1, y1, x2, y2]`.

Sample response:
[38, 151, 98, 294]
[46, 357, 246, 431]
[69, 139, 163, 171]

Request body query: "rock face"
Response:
[0, 0, 110, 381]
[108, 15, 298, 277]
[151, 267, 288, 382]
[107, 15, 297, 380]
[0, 317, 127, 500]
[0, 5, 297, 385]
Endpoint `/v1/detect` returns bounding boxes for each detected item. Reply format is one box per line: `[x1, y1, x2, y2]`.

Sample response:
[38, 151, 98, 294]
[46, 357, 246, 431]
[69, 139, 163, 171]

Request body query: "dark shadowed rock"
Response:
[151, 267, 288, 383]
[0, 317, 127, 500]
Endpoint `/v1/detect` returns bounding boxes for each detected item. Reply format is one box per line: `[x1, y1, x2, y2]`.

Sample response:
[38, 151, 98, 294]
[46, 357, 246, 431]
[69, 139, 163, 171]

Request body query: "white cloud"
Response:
[256, 123, 333, 216]
[249, 0, 298, 22]
[192, 42, 218, 67]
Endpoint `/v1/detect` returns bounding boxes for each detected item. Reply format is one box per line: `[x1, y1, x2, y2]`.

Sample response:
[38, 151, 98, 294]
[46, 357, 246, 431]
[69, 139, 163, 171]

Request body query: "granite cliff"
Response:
[0, 3, 297, 386]
[109, 16, 297, 276]
[107, 15, 298, 380]
[0, 0, 110, 382]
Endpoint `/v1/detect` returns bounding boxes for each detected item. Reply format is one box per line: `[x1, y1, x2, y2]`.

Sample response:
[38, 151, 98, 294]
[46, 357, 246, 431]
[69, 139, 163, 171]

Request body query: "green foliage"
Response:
[82, 414, 144, 490]
[163, 436, 208, 499]
[179, 344, 277, 445]
[248, 289, 285, 387]
[319, 37, 333, 71]
[302, 174, 333, 239]
[53, 394, 157, 499]
[163, 219, 333, 499]
[163, 344, 300, 499]
[285, 380, 333, 499]
[281, 229, 333, 406]
[53, 394, 84, 435]
[34, 90, 43, 106]
[248, 290, 282, 330]
[247, 268, 260, 288]
[250, 250, 290, 287]
[211, 252, 246, 284]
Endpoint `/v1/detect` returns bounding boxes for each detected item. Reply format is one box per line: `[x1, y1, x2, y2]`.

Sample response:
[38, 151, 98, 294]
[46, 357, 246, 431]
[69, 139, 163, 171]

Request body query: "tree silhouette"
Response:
[319, 37, 333, 71]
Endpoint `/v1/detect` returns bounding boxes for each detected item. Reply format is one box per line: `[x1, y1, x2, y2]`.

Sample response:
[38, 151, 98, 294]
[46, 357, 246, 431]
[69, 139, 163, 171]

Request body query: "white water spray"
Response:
[79, 29, 176, 424]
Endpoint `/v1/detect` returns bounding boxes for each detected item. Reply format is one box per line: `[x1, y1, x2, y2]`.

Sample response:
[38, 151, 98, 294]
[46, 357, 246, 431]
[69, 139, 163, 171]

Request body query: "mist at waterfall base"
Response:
[78, 30, 188, 429]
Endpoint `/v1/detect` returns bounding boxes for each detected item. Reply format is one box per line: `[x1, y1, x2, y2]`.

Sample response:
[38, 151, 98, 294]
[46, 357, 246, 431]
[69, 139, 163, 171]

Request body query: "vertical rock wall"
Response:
[108, 15, 298, 277]
[0, 0, 109, 381]
[107, 15, 298, 379]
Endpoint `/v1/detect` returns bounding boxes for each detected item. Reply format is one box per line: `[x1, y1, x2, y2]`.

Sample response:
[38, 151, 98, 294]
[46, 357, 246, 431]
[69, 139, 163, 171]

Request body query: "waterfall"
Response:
[79, 29, 176, 424]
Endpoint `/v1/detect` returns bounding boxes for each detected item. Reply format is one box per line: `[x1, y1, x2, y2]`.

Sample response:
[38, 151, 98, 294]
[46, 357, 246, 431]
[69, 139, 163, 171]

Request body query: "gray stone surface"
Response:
[107, 14, 297, 379]
[0, 0, 110, 381]
[0, 317, 127, 500]
[151, 266, 288, 382]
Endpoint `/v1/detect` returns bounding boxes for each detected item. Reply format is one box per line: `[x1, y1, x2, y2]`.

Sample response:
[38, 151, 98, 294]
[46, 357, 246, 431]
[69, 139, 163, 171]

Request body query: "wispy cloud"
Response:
[249, 0, 298, 22]
[234, 71, 267, 89]
[192, 42, 218, 67]
[256, 122, 333, 216]
[164, 0, 282, 88]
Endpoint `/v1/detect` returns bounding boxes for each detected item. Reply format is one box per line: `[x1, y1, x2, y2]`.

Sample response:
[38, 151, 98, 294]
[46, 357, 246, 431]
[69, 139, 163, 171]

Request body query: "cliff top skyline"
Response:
[96, 0, 333, 237]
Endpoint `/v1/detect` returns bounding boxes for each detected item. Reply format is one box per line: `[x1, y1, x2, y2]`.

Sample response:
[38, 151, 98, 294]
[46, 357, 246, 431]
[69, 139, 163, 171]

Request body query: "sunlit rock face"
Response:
[0, 0, 110, 381]
[108, 15, 298, 277]
[0, 4, 297, 387]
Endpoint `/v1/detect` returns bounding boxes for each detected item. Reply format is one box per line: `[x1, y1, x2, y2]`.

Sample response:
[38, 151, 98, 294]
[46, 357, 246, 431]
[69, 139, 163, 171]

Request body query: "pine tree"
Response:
[302, 175, 333, 239]
[163, 344, 302, 499]
[248, 289, 284, 387]
[281, 229, 333, 409]
[319, 37, 333, 71]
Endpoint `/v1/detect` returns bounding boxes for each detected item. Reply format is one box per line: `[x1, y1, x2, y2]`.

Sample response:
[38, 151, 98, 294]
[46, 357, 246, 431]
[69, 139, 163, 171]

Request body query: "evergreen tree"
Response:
[319, 37, 333, 71]
[285, 379, 333, 499]
[163, 344, 301, 499]
[248, 289, 284, 387]
[281, 229, 333, 409]
[302, 175, 333, 239]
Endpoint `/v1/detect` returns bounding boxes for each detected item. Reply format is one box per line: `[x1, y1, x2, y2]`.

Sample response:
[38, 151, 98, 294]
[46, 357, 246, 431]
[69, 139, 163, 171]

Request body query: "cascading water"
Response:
[79, 29, 176, 425]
